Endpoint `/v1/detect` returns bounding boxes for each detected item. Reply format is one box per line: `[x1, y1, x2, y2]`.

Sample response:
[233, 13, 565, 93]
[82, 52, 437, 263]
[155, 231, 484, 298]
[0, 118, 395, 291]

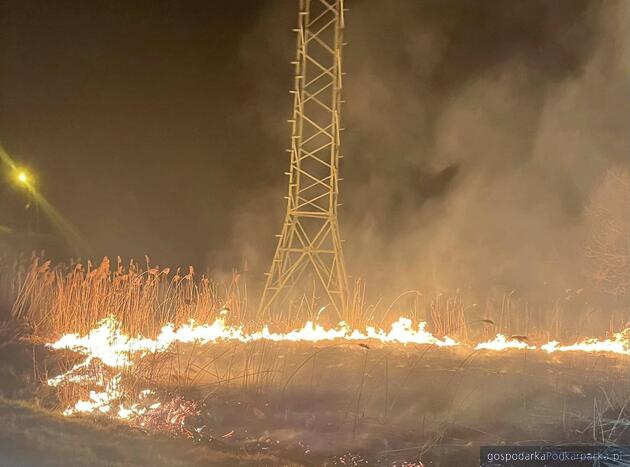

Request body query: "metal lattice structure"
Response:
[259, 0, 348, 317]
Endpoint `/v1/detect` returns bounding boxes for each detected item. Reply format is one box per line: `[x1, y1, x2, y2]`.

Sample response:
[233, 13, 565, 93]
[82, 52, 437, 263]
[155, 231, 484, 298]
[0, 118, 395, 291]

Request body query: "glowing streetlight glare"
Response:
[13, 168, 33, 188]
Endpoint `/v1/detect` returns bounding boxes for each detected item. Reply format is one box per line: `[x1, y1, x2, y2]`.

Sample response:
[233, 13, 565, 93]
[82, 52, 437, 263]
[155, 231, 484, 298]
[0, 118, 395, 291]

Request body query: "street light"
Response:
[13, 168, 34, 190]
[17, 171, 28, 184]
[11, 167, 37, 232]
[4, 160, 87, 253]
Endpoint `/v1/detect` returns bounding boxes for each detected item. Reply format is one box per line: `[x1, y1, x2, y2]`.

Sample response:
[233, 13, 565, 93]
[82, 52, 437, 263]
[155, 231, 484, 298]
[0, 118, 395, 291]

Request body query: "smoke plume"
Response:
[236, 0, 629, 303]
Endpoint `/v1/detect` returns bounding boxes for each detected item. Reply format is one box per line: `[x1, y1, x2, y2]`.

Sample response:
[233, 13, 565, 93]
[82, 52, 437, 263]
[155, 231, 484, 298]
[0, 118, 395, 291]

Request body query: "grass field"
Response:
[1, 256, 629, 466]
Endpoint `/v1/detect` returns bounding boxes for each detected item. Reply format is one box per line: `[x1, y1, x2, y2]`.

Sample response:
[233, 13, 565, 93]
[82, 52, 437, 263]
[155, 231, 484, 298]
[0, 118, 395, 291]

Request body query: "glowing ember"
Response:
[137, 397, 199, 438]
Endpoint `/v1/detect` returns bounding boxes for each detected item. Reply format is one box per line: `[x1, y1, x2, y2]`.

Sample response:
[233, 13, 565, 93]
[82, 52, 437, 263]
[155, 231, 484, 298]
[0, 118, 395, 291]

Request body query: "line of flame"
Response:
[47, 316, 458, 373]
[46, 316, 630, 419]
[541, 329, 630, 355]
[474, 334, 535, 351]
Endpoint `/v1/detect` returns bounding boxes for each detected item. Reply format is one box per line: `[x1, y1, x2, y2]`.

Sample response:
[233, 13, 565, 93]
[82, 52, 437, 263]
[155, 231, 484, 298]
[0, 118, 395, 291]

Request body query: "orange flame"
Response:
[475, 334, 535, 351]
[542, 329, 630, 355]
[46, 317, 630, 419]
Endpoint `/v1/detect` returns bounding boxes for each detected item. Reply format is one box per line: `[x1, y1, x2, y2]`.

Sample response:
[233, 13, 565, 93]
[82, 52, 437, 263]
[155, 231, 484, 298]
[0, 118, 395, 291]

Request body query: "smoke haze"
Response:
[339, 0, 630, 298]
[1, 0, 628, 302]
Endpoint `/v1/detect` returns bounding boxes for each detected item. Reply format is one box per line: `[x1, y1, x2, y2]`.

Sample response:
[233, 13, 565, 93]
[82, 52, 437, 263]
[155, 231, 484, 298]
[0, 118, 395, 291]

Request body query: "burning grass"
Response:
[5, 256, 629, 411]
[3, 255, 630, 465]
[9, 256, 627, 342]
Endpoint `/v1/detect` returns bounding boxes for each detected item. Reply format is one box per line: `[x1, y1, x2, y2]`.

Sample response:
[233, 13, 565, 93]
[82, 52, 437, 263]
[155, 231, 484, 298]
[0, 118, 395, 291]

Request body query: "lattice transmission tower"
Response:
[259, 0, 349, 317]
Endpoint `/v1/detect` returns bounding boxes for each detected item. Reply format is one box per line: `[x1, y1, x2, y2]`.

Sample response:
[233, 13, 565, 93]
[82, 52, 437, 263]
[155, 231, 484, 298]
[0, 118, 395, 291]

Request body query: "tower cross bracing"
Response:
[259, 0, 349, 317]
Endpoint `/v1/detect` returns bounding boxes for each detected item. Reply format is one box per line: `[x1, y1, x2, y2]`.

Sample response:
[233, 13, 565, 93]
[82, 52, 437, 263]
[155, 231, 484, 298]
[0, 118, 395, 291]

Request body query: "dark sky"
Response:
[1, 0, 628, 296]
[0, 0, 292, 270]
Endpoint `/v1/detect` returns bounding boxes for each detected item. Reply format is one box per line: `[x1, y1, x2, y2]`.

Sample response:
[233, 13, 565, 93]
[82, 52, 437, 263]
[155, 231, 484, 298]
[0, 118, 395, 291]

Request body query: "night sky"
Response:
[1, 1, 290, 270]
[1, 1, 628, 297]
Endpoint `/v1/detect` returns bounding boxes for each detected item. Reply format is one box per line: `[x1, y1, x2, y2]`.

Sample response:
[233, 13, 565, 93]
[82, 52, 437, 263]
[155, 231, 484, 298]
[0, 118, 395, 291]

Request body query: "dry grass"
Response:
[10, 256, 245, 338]
[0, 252, 33, 317]
[7, 254, 623, 344]
[587, 382, 630, 444]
